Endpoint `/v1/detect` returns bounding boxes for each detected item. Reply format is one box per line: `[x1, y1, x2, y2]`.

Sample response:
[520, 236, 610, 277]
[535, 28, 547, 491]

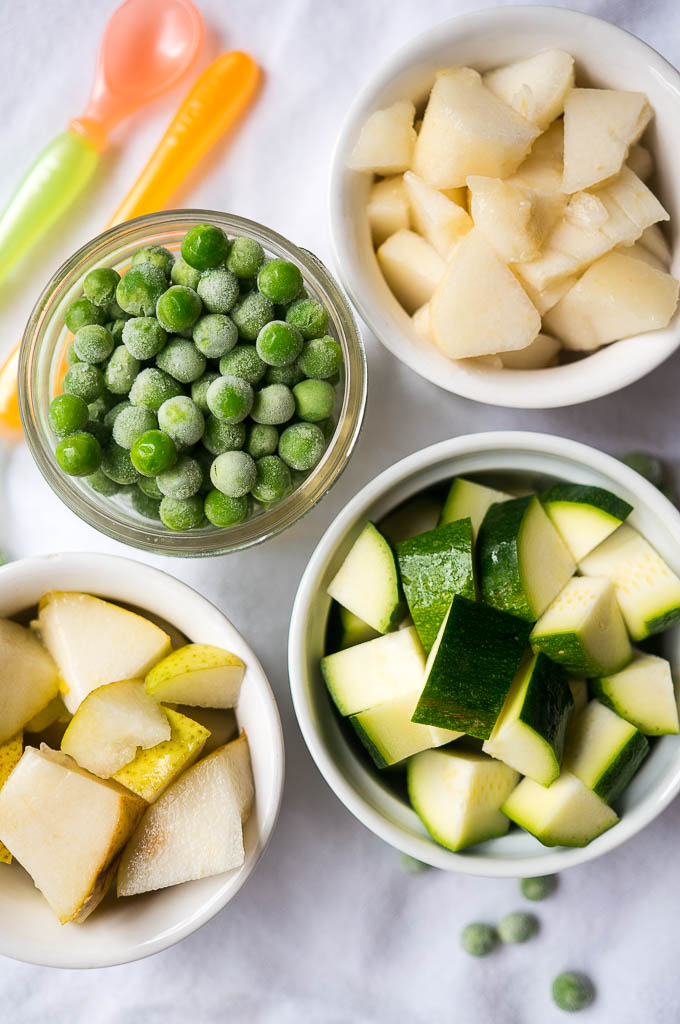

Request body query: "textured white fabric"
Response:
[1, 0, 680, 1019]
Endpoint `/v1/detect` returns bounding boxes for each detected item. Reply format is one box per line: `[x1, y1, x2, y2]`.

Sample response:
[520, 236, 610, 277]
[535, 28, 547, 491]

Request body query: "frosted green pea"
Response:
[278, 422, 325, 471]
[498, 912, 537, 944]
[74, 324, 114, 364]
[521, 875, 557, 901]
[104, 400, 131, 428]
[158, 396, 205, 448]
[105, 346, 141, 395]
[210, 450, 256, 498]
[101, 441, 141, 485]
[256, 320, 304, 367]
[83, 267, 120, 307]
[83, 419, 111, 446]
[264, 363, 303, 387]
[157, 454, 202, 499]
[461, 923, 497, 957]
[131, 488, 162, 520]
[218, 344, 267, 384]
[204, 490, 249, 527]
[193, 314, 238, 359]
[285, 297, 329, 340]
[122, 317, 167, 360]
[62, 363, 105, 403]
[231, 291, 275, 340]
[552, 973, 595, 1013]
[226, 236, 265, 278]
[156, 337, 206, 384]
[129, 368, 183, 412]
[86, 468, 120, 496]
[251, 455, 291, 504]
[160, 495, 204, 531]
[106, 318, 128, 344]
[191, 371, 221, 414]
[65, 297, 107, 333]
[202, 416, 246, 455]
[131, 244, 174, 276]
[87, 392, 118, 421]
[112, 406, 158, 450]
[116, 263, 167, 317]
[197, 267, 239, 314]
[206, 375, 253, 424]
[245, 423, 278, 459]
[137, 475, 163, 500]
[194, 446, 215, 492]
[257, 258, 303, 304]
[66, 341, 82, 366]
[156, 285, 203, 333]
[250, 384, 295, 425]
[297, 336, 343, 379]
[105, 300, 128, 321]
[171, 256, 202, 289]
[293, 378, 335, 422]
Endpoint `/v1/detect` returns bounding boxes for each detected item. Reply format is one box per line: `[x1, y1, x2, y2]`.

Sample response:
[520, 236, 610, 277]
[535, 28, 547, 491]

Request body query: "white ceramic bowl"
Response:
[0, 552, 284, 968]
[289, 431, 680, 876]
[329, 6, 680, 408]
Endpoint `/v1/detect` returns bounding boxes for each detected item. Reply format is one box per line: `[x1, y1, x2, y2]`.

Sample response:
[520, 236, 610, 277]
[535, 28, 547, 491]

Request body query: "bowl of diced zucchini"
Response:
[289, 431, 680, 875]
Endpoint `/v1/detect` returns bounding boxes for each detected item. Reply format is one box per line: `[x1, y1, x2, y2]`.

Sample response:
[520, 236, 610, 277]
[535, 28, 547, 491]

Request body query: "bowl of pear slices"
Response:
[0, 552, 284, 968]
[329, 6, 680, 407]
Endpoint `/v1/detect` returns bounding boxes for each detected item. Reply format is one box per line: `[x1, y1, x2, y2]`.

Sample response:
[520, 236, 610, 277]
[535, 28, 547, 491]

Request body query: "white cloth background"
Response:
[1, 0, 680, 1020]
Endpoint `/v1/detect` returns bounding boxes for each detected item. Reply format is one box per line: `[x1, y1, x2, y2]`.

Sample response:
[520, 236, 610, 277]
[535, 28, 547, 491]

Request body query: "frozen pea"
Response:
[182, 223, 229, 270]
[552, 973, 594, 1013]
[65, 297, 106, 333]
[87, 392, 118, 421]
[122, 317, 167, 360]
[219, 344, 267, 384]
[461, 923, 497, 957]
[206, 375, 253, 424]
[256, 320, 304, 367]
[66, 341, 82, 366]
[116, 263, 167, 317]
[194, 445, 215, 492]
[156, 337, 207, 384]
[130, 429, 177, 477]
[297, 336, 343, 379]
[204, 489, 249, 527]
[83, 267, 120, 307]
[498, 912, 537, 944]
[245, 423, 278, 459]
[231, 291, 275, 340]
[86, 468, 120, 496]
[191, 371, 220, 414]
[156, 285, 203, 333]
[197, 267, 239, 314]
[106, 318, 128, 344]
[112, 406, 158, 450]
[83, 418, 111, 446]
[101, 441, 140, 485]
[158, 395, 205, 448]
[63, 363, 105, 403]
[319, 417, 336, 442]
[138, 475, 163, 500]
[131, 244, 174, 276]
[160, 494, 204, 531]
[105, 345, 141, 395]
[251, 455, 291, 504]
[226, 236, 265, 278]
[203, 415, 246, 455]
[131, 488, 162, 520]
[73, 324, 114, 364]
[521, 875, 557, 901]
[238, 276, 257, 295]
[171, 256, 202, 289]
[55, 432, 102, 476]
[104, 400, 131, 428]
[264, 363, 303, 387]
[210, 450, 256, 498]
[257, 258, 303, 304]
[250, 384, 295, 425]
[105, 299, 129, 321]
[293, 378, 335, 422]
[129, 368, 183, 412]
[193, 313, 238, 359]
[286, 297, 329, 340]
[157, 454, 202, 499]
[278, 422, 325, 471]
[49, 394, 88, 437]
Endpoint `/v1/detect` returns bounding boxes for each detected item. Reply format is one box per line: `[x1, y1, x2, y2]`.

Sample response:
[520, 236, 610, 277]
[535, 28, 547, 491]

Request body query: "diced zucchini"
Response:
[568, 678, 588, 715]
[379, 492, 442, 545]
[501, 771, 619, 847]
[477, 496, 576, 621]
[579, 524, 680, 641]
[482, 653, 573, 786]
[408, 749, 519, 852]
[321, 625, 425, 717]
[592, 651, 679, 735]
[563, 700, 648, 804]
[327, 522, 405, 633]
[439, 477, 511, 538]
[350, 691, 461, 768]
[396, 518, 475, 653]
[530, 576, 631, 676]
[541, 483, 633, 561]
[412, 595, 532, 739]
[338, 606, 379, 650]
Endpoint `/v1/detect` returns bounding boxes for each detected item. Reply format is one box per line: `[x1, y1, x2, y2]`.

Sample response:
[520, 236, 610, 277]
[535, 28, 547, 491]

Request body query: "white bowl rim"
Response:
[0, 551, 285, 968]
[328, 5, 680, 409]
[288, 430, 680, 876]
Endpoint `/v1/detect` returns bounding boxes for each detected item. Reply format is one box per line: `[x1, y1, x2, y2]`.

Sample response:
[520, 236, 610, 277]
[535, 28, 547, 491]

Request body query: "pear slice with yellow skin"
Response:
[113, 708, 210, 802]
[61, 679, 171, 779]
[0, 619, 60, 744]
[0, 732, 23, 864]
[145, 644, 246, 709]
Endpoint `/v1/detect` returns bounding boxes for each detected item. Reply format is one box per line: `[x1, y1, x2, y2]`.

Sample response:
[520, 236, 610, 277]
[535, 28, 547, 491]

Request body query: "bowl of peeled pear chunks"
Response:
[0, 589, 259, 928]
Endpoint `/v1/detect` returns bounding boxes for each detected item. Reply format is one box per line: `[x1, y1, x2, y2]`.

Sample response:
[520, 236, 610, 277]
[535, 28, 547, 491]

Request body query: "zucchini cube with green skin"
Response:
[412, 595, 532, 739]
[482, 653, 573, 786]
[530, 576, 631, 677]
[568, 678, 588, 715]
[439, 477, 510, 538]
[477, 495, 576, 621]
[338, 606, 379, 650]
[321, 625, 425, 717]
[350, 691, 462, 769]
[396, 518, 475, 653]
[540, 483, 633, 561]
[408, 749, 519, 852]
[501, 771, 619, 848]
[592, 651, 679, 736]
[563, 700, 648, 804]
[327, 522, 405, 634]
[579, 524, 680, 641]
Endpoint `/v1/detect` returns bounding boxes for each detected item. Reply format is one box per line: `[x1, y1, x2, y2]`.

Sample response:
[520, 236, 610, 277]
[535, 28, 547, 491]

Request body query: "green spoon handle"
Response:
[0, 128, 99, 285]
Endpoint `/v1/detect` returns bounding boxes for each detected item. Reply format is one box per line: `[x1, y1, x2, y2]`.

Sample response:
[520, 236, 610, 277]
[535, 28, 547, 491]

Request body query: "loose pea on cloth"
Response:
[2, 0, 680, 1021]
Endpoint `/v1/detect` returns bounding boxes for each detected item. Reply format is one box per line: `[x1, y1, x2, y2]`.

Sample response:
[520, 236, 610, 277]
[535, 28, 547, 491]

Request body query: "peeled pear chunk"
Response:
[377, 229, 445, 313]
[0, 732, 23, 864]
[113, 708, 210, 802]
[638, 224, 672, 268]
[516, 273, 576, 316]
[404, 171, 472, 257]
[117, 737, 254, 896]
[0, 745, 144, 923]
[430, 229, 541, 358]
[511, 120, 565, 195]
[38, 592, 171, 714]
[61, 679, 171, 778]
[622, 241, 668, 273]
[544, 250, 679, 350]
[411, 303, 433, 343]
[145, 643, 246, 708]
[563, 88, 652, 193]
[501, 332, 561, 369]
[413, 67, 539, 189]
[348, 100, 416, 175]
[0, 618, 60, 744]
[367, 175, 410, 246]
[483, 49, 574, 129]
[467, 175, 550, 262]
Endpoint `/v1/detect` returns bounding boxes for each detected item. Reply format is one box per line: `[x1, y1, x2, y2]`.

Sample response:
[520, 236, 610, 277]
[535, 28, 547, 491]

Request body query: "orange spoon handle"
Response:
[109, 51, 260, 227]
